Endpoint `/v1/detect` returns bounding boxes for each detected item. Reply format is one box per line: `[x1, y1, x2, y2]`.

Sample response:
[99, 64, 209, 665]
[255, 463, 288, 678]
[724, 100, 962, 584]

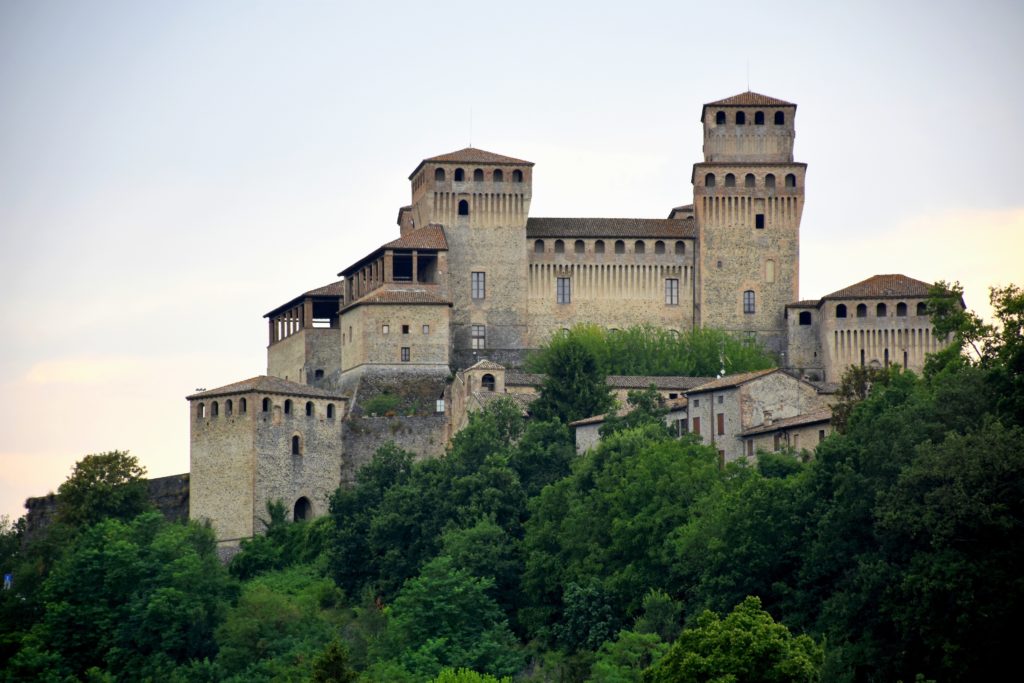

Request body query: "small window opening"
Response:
[675, 240, 685, 255]
[916, 302, 927, 315]
[402, 324, 410, 334]
[556, 277, 571, 304]
[305, 401, 314, 416]
[736, 111, 746, 125]
[198, 402, 206, 419]
[434, 168, 445, 181]
[401, 347, 410, 362]
[314, 369, 324, 380]
[554, 239, 564, 253]
[481, 373, 496, 391]
[836, 304, 847, 318]
[534, 239, 545, 254]
[725, 173, 736, 187]
[745, 173, 755, 188]
[896, 302, 907, 317]
[291, 435, 301, 455]
[705, 173, 716, 188]
[294, 496, 311, 520]
[856, 304, 867, 318]
[655, 240, 665, 254]
[458, 199, 469, 216]
[743, 290, 756, 314]
[422, 324, 429, 334]
[754, 111, 765, 125]
[212, 401, 219, 417]
[634, 240, 645, 254]
[327, 403, 335, 419]
[877, 303, 887, 317]
[262, 397, 270, 412]
[785, 173, 797, 188]
[574, 240, 585, 254]
[774, 111, 785, 125]
[615, 240, 625, 254]
[435, 398, 445, 413]
[595, 240, 605, 254]
[493, 169, 503, 182]
[284, 399, 292, 415]
[240, 398, 247, 414]
[765, 173, 776, 189]
[382, 324, 389, 334]
[755, 214, 765, 229]
[512, 169, 523, 182]
[715, 111, 726, 125]
[226, 399, 233, 416]
[454, 168, 465, 181]
[473, 168, 484, 181]
[799, 311, 812, 325]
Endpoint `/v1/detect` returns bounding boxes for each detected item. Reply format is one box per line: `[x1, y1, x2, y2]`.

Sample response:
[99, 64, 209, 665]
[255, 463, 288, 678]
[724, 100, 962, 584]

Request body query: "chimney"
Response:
[764, 410, 773, 427]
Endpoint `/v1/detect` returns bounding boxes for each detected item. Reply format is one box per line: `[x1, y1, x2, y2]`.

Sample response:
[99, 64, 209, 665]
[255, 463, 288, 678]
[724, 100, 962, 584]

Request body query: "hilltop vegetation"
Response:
[1, 284, 1022, 682]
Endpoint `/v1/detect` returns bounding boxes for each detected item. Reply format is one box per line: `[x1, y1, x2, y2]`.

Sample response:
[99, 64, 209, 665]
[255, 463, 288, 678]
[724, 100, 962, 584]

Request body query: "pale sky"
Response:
[1, 0, 1022, 520]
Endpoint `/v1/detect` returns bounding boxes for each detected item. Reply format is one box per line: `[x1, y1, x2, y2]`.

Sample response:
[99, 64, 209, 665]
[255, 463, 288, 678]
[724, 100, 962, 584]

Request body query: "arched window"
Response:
[574, 240, 585, 254]
[634, 240, 645, 254]
[896, 302, 907, 317]
[745, 173, 755, 188]
[262, 397, 270, 412]
[743, 290, 756, 314]
[675, 240, 685, 255]
[736, 111, 746, 125]
[458, 199, 469, 216]
[240, 398, 247, 414]
[512, 169, 523, 182]
[198, 403, 206, 419]
[305, 401, 314, 416]
[715, 111, 726, 125]
[614, 240, 625, 254]
[595, 240, 605, 254]
[534, 239, 545, 253]
[876, 303, 887, 317]
[725, 173, 736, 187]
[493, 169, 503, 182]
[226, 399, 233, 416]
[284, 399, 292, 415]
[434, 168, 445, 181]
[454, 168, 465, 181]
[754, 111, 765, 125]
[856, 303, 867, 318]
[774, 111, 785, 125]
[916, 302, 927, 315]
[785, 173, 797, 188]
[211, 401, 219, 417]
[473, 168, 484, 181]
[765, 173, 776, 189]
[655, 240, 665, 254]
[294, 497, 312, 521]
[291, 435, 301, 455]
[836, 304, 847, 318]
[765, 259, 776, 283]
[327, 403, 335, 419]
[554, 239, 565, 254]
[799, 311, 812, 325]
[481, 373, 496, 391]
[705, 173, 716, 188]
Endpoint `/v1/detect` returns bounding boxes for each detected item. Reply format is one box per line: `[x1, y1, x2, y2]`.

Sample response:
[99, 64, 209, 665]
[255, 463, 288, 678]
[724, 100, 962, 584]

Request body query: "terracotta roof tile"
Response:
[569, 398, 688, 427]
[786, 300, 820, 308]
[705, 91, 795, 107]
[342, 284, 451, 311]
[187, 375, 346, 400]
[382, 225, 448, 251]
[264, 279, 346, 318]
[466, 359, 505, 371]
[506, 371, 543, 386]
[739, 408, 833, 437]
[410, 147, 533, 179]
[527, 217, 696, 239]
[823, 274, 933, 300]
[687, 368, 778, 393]
[608, 375, 713, 390]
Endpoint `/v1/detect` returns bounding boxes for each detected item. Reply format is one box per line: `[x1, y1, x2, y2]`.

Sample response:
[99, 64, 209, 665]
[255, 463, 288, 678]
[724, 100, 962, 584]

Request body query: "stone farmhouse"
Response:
[186, 92, 953, 548]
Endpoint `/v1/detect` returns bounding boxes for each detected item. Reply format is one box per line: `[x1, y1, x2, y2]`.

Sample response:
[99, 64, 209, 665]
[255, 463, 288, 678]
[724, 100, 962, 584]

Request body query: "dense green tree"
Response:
[55, 450, 150, 528]
[310, 638, 358, 683]
[430, 668, 512, 683]
[526, 324, 775, 377]
[590, 630, 669, 683]
[599, 387, 673, 439]
[529, 335, 615, 423]
[506, 418, 576, 498]
[642, 596, 823, 683]
[439, 518, 523, 623]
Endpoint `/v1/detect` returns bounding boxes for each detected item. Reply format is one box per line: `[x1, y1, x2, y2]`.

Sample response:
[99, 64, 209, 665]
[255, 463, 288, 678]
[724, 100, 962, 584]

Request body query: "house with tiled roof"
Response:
[186, 91, 959, 550]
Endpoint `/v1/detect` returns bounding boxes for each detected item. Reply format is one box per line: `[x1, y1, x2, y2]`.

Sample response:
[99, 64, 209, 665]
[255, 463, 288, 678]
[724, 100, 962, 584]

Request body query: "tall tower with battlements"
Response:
[407, 148, 534, 367]
[693, 92, 805, 355]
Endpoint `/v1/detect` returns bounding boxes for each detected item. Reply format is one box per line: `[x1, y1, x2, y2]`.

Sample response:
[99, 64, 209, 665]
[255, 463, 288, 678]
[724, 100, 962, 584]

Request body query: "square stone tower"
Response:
[693, 92, 806, 355]
[408, 148, 534, 368]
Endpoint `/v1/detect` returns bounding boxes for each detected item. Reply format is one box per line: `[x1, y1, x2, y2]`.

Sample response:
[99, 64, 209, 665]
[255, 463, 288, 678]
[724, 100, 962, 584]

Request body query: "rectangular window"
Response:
[717, 413, 725, 435]
[674, 419, 687, 436]
[773, 433, 781, 451]
[692, 416, 701, 436]
[471, 324, 486, 349]
[556, 277, 571, 304]
[747, 439, 754, 457]
[743, 290, 756, 314]
[665, 278, 679, 305]
[792, 433, 800, 450]
[382, 324, 389, 334]
[401, 347, 410, 362]
[435, 399, 445, 413]
[693, 399, 700, 408]
[471, 272, 486, 300]
[402, 325, 410, 334]
[755, 213, 765, 229]
[422, 325, 429, 334]
[819, 429, 826, 443]
[717, 395, 723, 404]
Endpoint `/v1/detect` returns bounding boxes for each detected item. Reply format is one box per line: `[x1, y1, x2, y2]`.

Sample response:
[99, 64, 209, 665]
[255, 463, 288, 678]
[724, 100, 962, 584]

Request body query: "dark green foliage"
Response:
[599, 387, 673, 439]
[553, 580, 619, 653]
[311, 638, 358, 683]
[642, 596, 823, 683]
[506, 419, 575, 498]
[525, 323, 775, 377]
[528, 335, 616, 423]
[55, 450, 151, 528]
[229, 500, 330, 580]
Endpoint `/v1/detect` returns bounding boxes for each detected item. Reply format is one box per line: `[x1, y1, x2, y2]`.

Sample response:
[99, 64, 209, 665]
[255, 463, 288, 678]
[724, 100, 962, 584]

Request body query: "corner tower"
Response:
[693, 92, 805, 355]
[408, 148, 534, 367]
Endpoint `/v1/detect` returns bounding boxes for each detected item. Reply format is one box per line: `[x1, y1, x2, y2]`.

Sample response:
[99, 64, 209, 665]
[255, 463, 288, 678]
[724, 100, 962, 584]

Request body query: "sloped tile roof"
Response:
[705, 91, 795, 107]
[527, 217, 696, 239]
[264, 279, 346, 318]
[687, 368, 778, 393]
[342, 284, 451, 311]
[823, 274, 933, 300]
[382, 225, 448, 251]
[506, 371, 543, 386]
[786, 299, 820, 308]
[465, 359, 505, 371]
[738, 408, 833, 437]
[409, 147, 533, 178]
[187, 376, 346, 400]
[608, 375, 713, 390]
[569, 398, 688, 427]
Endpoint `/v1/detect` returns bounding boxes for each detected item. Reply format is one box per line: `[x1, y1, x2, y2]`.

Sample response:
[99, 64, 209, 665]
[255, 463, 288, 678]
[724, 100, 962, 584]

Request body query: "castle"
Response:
[187, 92, 950, 547]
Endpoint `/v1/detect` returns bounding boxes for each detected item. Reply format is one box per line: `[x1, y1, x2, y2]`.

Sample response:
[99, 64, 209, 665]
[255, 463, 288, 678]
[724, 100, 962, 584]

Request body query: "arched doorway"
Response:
[294, 497, 313, 521]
